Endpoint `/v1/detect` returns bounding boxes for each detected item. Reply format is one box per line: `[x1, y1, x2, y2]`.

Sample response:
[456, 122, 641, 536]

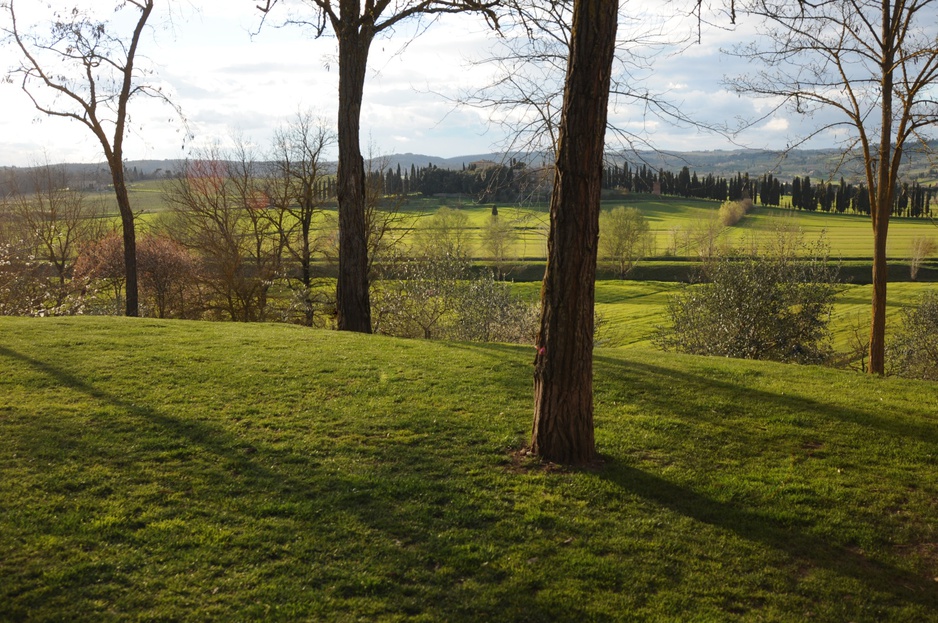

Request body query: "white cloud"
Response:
[764, 117, 790, 132]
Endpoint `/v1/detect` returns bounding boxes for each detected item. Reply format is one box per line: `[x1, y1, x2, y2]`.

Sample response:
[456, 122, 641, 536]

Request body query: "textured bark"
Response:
[335, 23, 373, 333]
[531, 0, 618, 465]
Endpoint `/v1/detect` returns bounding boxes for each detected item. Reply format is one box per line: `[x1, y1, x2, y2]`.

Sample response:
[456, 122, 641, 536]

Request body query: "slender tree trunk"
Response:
[869, 212, 888, 373]
[335, 25, 372, 333]
[531, 0, 618, 464]
[109, 160, 138, 317]
[869, 0, 894, 375]
[302, 217, 314, 327]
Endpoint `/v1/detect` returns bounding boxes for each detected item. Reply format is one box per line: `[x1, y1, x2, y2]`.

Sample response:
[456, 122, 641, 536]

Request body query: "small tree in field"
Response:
[413, 207, 472, 261]
[481, 212, 516, 278]
[909, 235, 936, 280]
[599, 206, 651, 278]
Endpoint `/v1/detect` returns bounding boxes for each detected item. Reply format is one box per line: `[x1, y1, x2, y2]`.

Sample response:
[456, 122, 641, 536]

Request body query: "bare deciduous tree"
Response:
[460, 2, 707, 164]
[2, 0, 182, 317]
[165, 145, 282, 322]
[257, 0, 498, 333]
[729, 0, 938, 374]
[909, 234, 936, 280]
[267, 111, 336, 326]
[5, 162, 102, 285]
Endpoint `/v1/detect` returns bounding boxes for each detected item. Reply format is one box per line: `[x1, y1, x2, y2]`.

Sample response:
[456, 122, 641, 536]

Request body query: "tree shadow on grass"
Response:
[0, 344, 576, 621]
[596, 457, 938, 610]
[589, 353, 937, 609]
[592, 354, 938, 445]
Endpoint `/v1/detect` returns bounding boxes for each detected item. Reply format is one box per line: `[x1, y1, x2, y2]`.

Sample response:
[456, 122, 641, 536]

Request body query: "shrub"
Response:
[889, 292, 938, 380]
[136, 235, 204, 319]
[718, 198, 753, 226]
[656, 231, 839, 364]
[73, 232, 204, 318]
[372, 254, 537, 343]
[72, 232, 127, 313]
[450, 273, 539, 344]
[0, 240, 70, 316]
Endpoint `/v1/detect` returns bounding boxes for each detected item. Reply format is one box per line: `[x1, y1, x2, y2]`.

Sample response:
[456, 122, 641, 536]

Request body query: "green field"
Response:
[1, 317, 936, 621]
[498, 280, 931, 368]
[106, 183, 938, 266]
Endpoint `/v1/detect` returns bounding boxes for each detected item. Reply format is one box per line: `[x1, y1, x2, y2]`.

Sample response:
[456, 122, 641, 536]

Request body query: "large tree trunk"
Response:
[334, 25, 372, 333]
[109, 160, 138, 317]
[531, 0, 618, 464]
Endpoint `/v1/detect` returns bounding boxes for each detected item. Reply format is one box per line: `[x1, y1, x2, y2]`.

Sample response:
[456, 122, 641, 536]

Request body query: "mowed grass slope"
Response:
[1, 317, 936, 621]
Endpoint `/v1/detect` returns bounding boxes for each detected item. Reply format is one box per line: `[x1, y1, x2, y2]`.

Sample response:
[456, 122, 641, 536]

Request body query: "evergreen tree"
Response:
[792, 176, 802, 210]
[802, 177, 815, 211]
[678, 166, 691, 197]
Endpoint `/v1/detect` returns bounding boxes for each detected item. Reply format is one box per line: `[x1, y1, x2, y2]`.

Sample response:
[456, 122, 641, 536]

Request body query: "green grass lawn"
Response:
[1, 317, 936, 621]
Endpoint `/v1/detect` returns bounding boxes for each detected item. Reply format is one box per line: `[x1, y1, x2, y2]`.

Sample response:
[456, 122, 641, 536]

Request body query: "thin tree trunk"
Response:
[531, 0, 618, 465]
[869, 0, 894, 375]
[109, 160, 138, 317]
[335, 26, 372, 333]
[869, 217, 888, 373]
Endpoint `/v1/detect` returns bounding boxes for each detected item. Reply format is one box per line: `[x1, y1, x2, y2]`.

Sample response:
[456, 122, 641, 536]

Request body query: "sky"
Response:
[0, 1, 811, 168]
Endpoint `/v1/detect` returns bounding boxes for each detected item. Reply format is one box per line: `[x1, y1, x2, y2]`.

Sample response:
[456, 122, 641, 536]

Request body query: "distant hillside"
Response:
[3, 145, 935, 184]
[371, 146, 936, 182]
